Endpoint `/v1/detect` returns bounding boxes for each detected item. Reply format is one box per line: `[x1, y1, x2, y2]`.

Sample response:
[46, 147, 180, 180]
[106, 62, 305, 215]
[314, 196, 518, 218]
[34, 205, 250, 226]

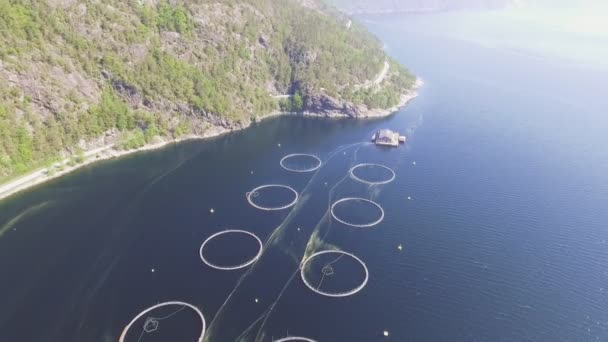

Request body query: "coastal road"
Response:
[272, 60, 391, 98]
[0, 145, 114, 201]
[356, 60, 390, 90]
[372, 60, 390, 86]
[272, 94, 293, 99]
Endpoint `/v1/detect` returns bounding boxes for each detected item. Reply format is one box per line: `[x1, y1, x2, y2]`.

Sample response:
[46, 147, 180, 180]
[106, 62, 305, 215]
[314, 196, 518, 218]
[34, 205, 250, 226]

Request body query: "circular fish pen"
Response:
[247, 185, 299, 211]
[330, 198, 384, 228]
[300, 250, 369, 298]
[274, 337, 318, 342]
[199, 230, 263, 271]
[349, 163, 395, 185]
[280, 154, 322, 173]
[118, 301, 206, 342]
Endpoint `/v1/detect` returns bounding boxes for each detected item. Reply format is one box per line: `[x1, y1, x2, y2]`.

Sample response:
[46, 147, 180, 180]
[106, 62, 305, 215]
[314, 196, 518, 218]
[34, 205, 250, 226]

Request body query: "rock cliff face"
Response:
[303, 91, 363, 117]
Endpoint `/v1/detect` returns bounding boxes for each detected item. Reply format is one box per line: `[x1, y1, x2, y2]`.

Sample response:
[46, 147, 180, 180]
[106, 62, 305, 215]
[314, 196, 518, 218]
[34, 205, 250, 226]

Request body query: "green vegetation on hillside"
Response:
[348, 60, 416, 109]
[0, 0, 414, 182]
[279, 92, 304, 112]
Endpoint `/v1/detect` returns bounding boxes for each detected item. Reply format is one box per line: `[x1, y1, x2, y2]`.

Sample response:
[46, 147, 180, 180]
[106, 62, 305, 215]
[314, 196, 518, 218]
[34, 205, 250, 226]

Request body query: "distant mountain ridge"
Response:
[328, 0, 521, 14]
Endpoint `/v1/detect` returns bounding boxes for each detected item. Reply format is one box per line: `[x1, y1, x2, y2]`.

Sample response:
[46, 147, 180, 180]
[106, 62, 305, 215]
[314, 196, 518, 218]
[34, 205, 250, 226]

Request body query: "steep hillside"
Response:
[0, 0, 416, 182]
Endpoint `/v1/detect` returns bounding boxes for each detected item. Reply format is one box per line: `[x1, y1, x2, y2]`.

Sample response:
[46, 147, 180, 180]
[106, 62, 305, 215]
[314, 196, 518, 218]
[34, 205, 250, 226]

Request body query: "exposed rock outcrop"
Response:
[303, 91, 363, 118]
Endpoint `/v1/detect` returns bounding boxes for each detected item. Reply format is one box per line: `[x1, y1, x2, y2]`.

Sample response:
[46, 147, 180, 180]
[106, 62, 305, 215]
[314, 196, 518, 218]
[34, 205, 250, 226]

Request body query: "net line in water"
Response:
[221, 139, 411, 340]
[72, 147, 211, 335]
[234, 144, 376, 341]
[130, 137, 406, 341]
[204, 142, 365, 341]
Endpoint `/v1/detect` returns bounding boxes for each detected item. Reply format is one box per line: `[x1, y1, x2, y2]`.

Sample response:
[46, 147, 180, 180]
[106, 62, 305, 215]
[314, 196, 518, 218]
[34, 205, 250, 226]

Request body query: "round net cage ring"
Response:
[246, 185, 299, 211]
[300, 250, 369, 298]
[274, 337, 319, 342]
[349, 163, 396, 185]
[330, 197, 385, 228]
[280, 154, 322, 173]
[118, 301, 206, 342]
[199, 230, 263, 271]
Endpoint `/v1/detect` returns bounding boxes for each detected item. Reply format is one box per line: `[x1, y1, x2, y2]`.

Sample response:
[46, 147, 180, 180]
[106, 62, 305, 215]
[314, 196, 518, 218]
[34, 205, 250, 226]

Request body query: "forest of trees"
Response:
[0, 0, 415, 183]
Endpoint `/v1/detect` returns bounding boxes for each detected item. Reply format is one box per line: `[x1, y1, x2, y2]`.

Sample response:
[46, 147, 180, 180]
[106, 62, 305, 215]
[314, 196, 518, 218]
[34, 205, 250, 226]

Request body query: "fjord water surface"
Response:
[1, 14, 608, 342]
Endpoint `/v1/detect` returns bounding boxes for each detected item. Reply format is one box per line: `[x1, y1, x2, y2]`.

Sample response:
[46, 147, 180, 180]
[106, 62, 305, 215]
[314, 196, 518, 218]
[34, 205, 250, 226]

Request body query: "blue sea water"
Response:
[1, 13, 607, 342]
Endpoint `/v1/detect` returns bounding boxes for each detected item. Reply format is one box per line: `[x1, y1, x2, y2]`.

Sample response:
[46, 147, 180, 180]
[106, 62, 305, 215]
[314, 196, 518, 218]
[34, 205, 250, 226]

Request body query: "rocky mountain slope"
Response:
[0, 0, 416, 182]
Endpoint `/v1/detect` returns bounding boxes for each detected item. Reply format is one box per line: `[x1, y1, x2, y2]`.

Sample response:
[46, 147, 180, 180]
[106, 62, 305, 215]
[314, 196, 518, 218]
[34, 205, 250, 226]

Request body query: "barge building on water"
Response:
[372, 129, 406, 147]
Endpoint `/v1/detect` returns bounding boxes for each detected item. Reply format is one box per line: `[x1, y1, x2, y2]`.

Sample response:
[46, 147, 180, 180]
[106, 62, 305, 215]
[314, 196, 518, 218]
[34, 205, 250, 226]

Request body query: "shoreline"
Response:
[0, 78, 422, 202]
